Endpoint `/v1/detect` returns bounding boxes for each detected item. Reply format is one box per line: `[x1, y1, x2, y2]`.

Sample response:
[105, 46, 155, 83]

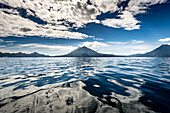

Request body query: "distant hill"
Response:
[58, 46, 120, 57]
[0, 52, 49, 57]
[1, 44, 169, 57]
[130, 44, 170, 57]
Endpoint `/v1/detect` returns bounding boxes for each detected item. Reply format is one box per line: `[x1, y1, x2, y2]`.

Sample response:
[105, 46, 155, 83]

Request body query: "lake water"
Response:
[0, 57, 169, 113]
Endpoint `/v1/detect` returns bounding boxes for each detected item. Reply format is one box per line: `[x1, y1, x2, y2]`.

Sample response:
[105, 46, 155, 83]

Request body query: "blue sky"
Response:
[0, 0, 170, 55]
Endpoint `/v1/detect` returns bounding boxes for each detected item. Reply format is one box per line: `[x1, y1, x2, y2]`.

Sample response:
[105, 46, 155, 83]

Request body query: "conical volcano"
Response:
[142, 44, 170, 57]
[131, 44, 170, 57]
[62, 46, 116, 57]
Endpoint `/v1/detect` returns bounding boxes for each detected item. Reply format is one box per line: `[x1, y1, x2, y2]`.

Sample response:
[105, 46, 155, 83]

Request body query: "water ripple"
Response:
[0, 57, 170, 112]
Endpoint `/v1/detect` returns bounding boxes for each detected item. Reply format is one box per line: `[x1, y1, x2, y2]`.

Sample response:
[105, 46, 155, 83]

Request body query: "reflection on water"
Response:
[0, 57, 170, 113]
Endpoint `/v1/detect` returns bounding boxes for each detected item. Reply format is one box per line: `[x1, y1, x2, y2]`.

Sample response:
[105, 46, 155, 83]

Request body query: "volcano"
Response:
[141, 44, 170, 57]
[60, 46, 117, 57]
[131, 44, 170, 57]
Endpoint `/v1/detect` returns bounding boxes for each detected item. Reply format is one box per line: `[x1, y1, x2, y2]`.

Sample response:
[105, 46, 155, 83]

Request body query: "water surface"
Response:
[0, 57, 169, 113]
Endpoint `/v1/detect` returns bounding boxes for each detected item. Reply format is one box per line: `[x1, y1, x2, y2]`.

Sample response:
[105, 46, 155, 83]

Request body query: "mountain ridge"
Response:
[0, 52, 49, 57]
[0, 44, 169, 57]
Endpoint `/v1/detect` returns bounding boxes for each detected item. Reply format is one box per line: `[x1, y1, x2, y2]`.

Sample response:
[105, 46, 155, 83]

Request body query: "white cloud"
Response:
[91, 0, 124, 13]
[0, 0, 99, 39]
[0, 10, 92, 39]
[126, 0, 167, 15]
[102, 11, 141, 30]
[0, 43, 77, 55]
[107, 40, 144, 45]
[19, 43, 77, 51]
[99, 44, 154, 55]
[132, 46, 148, 50]
[158, 37, 170, 42]
[131, 40, 144, 44]
[107, 41, 128, 45]
[0, 0, 167, 39]
[79, 41, 109, 49]
[5, 41, 16, 43]
[17, 43, 79, 55]
[101, 0, 167, 30]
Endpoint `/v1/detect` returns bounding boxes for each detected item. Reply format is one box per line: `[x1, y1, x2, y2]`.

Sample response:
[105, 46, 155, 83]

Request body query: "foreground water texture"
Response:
[0, 57, 169, 113]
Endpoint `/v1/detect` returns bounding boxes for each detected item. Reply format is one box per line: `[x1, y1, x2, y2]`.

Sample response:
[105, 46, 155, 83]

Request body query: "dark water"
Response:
[0, 57, 170, 113]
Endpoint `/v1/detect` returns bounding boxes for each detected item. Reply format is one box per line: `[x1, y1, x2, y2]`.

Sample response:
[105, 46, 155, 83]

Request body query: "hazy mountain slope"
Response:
[0, 52, 49, 57]
[130, 44, 170, 57]
[141, 44, 170, 57]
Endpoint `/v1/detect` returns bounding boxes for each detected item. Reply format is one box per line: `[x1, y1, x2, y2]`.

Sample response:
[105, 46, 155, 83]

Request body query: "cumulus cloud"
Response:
[90, 0, 124, 13]
[0, 10, 91, 39]
[101, 0, 167, 30]
[79, 41, 109, 49]
[102, 11, 141, 30]
[126, 0, 167, 15]
[158, 37, 170, 42]
[0, 0, 98, 39]
[0, 0, 167, 39]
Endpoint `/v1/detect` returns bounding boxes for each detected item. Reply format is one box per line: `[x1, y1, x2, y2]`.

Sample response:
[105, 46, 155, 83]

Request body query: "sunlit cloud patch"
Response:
[0, 0, 167, 39]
